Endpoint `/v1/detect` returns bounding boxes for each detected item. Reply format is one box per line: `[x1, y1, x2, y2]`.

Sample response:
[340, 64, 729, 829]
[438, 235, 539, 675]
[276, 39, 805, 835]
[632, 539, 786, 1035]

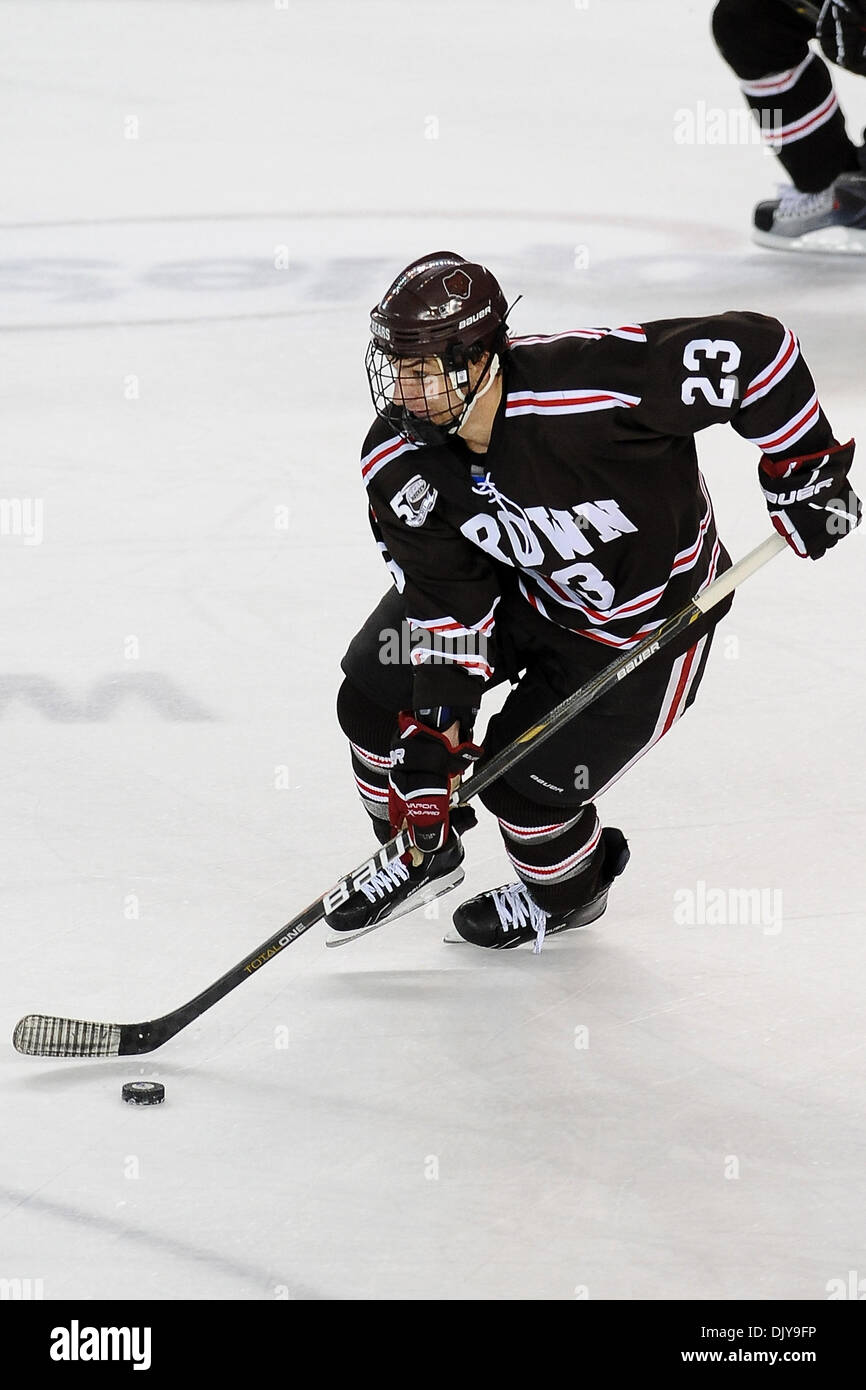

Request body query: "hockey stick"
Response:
[13, 532, 786, 1058]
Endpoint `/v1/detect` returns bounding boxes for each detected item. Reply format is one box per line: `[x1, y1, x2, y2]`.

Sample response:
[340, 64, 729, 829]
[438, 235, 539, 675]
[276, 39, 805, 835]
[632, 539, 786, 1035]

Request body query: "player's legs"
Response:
[335, 586, 724, 942]
[329, 591, 485, 933]
[712, 0, 861, 191]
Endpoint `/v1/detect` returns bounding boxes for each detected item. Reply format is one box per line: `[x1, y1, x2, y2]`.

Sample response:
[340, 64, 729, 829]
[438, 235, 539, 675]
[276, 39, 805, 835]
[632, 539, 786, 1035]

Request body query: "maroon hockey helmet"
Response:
[370, 251, 508, 361]
[366, 252, 509, 445]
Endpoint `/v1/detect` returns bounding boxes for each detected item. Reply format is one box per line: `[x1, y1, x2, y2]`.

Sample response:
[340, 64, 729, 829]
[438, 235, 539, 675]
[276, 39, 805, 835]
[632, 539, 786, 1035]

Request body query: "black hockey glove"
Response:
[389, 711, 482, 853]
[817, 2, 866, 75]
[758, 438, 861, 559]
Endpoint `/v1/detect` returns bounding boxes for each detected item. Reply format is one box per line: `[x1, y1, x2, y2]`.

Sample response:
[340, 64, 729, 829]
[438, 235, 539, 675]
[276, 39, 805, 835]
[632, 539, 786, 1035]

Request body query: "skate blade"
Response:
[324, 867, 465, 948]
[752, 225, 866, 255]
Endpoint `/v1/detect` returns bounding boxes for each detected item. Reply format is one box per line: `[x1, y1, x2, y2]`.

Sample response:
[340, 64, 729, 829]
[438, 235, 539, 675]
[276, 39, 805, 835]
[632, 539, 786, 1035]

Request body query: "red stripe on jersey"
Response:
[761, 398, 820, 452]
[660, 642, 698, 737]
[507, 392, 633, 409]
[576, 621, 663, 649]
[361, 436, 414, 483]
[743, 330, 796, 404]
[510, 329, 605, 344]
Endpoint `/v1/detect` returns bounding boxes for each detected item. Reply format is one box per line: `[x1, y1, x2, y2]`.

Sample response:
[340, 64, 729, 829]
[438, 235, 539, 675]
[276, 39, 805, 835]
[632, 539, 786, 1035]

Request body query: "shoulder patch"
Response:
[390, 474, 438, 527]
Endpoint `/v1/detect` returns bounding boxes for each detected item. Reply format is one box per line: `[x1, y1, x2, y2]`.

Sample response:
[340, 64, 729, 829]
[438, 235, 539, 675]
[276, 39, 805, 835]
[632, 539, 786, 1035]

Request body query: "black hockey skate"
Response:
[752, 173, 866, 253]
[448, 827, 629, 951]
[324, 832, 465, 936]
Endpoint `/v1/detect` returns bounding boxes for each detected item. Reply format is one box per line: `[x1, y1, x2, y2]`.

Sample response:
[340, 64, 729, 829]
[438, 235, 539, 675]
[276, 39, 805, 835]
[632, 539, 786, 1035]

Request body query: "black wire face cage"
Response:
[365, 342, 475, 446]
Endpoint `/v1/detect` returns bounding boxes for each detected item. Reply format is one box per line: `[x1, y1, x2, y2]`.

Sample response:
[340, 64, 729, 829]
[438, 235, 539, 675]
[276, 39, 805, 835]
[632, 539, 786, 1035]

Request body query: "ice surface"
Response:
[1, 0, 864, 1302]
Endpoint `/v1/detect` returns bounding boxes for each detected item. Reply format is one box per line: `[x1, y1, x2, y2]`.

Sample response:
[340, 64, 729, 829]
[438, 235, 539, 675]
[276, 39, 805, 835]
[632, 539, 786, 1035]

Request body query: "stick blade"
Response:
[13, 1014, 123, 1058]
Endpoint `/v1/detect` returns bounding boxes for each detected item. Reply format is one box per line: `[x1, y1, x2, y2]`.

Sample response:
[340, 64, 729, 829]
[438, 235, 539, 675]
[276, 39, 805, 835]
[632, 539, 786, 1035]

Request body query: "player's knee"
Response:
[711, 0, 748, 62]
[477, 774, 585, 822]
[711, 0, 739, 59]
[336, 677, 395, 749]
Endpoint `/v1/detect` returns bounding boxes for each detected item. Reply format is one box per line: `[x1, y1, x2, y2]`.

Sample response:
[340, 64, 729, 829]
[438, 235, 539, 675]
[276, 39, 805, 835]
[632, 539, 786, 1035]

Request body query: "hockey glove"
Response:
[389, 711, 482, 854]
[817, 2, 866, 76]
[758, 438, 861, 559]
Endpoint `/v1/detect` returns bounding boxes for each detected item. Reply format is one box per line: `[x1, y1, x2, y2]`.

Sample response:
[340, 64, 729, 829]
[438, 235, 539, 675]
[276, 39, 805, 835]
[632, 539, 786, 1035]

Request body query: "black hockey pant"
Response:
[337, 586, 726, 916]
[712, 0, 862, 191]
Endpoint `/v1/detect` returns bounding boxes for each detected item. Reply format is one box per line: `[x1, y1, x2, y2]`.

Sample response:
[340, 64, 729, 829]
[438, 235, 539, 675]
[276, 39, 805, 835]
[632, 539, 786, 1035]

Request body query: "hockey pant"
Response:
[712, 0, 862, 191]
[337, 585, 725, 917]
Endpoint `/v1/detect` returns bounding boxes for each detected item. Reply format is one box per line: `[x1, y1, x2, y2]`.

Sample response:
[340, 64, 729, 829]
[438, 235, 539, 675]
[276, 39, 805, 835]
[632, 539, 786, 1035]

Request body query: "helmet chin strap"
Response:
[446, 352, 500, 435]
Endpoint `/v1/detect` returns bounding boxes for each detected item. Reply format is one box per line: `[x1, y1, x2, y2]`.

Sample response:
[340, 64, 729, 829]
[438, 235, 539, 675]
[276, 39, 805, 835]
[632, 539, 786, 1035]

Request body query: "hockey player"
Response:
[328, 252, 860, 949]
[712, 0, 866, 249]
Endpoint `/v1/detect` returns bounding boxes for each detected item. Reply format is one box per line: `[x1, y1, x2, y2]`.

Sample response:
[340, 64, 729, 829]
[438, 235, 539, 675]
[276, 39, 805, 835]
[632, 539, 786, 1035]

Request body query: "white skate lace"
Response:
[361, 857, 411, 902]
[491, 883, 550, 954]
[776, 184, 836, 222]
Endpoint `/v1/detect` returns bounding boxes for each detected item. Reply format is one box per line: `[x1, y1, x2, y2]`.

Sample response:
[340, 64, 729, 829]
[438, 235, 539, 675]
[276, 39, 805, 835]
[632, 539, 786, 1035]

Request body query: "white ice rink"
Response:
[1, 0, 865, 1303]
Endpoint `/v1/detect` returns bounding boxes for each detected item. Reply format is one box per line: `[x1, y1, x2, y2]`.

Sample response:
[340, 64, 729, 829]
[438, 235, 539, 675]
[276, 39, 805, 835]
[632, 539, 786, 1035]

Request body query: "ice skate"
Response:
[324, 832, 465, 938]
[752, 173, 866, 252]
[447, 827, 630, 951]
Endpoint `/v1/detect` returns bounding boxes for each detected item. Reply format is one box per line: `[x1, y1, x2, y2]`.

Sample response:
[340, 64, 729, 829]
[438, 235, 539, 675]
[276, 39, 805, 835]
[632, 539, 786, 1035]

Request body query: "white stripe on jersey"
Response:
[606, 325, 647, 341]
[505, 387, 641, 417]
[510, 324, 646, 346]
[511, 329, 605, 344]
[361, 435, 419, 486]
[745, 393, 819, 453]
[409, 648, 493, 679]
[407, 597, 499, 638]
[741, 328, 799, 409]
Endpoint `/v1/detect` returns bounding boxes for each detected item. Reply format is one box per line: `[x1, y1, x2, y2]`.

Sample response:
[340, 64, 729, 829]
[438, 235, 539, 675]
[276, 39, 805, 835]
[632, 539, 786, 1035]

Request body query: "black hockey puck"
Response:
[121, 1081, 165, 1105]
